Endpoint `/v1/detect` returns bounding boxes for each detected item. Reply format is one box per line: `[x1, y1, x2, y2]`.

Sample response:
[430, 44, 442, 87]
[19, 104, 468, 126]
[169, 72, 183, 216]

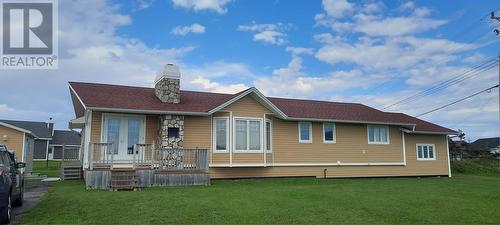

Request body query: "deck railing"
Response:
[88, 142, 208, 171]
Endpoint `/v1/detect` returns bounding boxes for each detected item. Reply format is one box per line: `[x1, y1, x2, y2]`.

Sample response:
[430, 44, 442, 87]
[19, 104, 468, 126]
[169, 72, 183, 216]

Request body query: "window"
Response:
[417, 144, 436, 160]
[265, 119, 272, 152]
[298, 122, 312, 143]
[235, 118, 262, 151]
[167, 127, 180, 138]
[368, 125, 389, 144]
[213, 117, 229, 152]
[323, 123, 336, 143]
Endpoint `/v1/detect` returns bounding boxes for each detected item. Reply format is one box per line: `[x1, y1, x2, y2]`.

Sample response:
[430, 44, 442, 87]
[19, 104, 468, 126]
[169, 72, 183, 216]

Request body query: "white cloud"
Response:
[134, 0, 155, 10]
[355, 16, 446, 36]
[171, 0, 233, 14]
[315, 36, 474, 70]
[286, 46, 314, 55]
[171, 23, 206, 36]
[316, 0, 446, 36]
[238, 22, 291, 45]
[321, 0, 353, 18]
[190, 77, 247, 94]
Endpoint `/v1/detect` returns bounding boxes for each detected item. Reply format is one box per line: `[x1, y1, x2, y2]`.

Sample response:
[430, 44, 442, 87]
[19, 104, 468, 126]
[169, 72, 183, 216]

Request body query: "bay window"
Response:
[234, 118, 262, 152]
[265, 119, 272, 152]
[213, 117, 229, 152]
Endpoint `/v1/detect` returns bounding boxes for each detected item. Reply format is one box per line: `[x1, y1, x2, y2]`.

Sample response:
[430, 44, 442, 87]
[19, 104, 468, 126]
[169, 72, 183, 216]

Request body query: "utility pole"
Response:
[491, 12, 500, 150]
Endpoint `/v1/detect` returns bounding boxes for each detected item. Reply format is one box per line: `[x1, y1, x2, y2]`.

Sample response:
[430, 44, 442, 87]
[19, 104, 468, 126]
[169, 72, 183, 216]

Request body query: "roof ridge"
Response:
[0, 119, 48, 125]
[268, 96, 365, 105]
[69, 81, 234, 96]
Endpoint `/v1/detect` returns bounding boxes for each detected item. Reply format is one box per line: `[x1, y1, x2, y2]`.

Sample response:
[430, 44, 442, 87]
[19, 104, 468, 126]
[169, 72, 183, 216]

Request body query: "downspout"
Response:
[402, 131, 407, 166]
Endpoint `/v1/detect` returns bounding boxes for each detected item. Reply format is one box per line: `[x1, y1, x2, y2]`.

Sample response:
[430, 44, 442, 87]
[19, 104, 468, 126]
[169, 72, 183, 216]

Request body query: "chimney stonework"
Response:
[155, 79, 180, 104]
[154, 63, 181, 104]
[159, 115, 184, 148]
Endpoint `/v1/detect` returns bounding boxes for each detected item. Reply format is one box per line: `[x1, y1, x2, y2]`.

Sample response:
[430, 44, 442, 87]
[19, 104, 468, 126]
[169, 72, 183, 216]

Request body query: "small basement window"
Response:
[167, 127, 180, 138]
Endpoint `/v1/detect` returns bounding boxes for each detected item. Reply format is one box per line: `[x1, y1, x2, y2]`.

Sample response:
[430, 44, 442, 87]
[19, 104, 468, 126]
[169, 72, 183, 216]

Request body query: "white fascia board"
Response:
[68, 84, 87, 110]
[208, 87, 288, 119]
[287, 117, 416, 127]
[400, 129, 458, 135]
[210, 162, 406, 167]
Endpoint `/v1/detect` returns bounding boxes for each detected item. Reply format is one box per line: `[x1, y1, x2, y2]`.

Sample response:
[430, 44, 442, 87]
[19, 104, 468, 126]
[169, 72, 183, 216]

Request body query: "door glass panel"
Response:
[127, 119, 141, 154]
[106, 117, 121, 154]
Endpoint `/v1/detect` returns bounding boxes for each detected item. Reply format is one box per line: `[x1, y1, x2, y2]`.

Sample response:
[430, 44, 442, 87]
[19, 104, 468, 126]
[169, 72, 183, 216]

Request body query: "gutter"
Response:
[400, 128, 458, 135]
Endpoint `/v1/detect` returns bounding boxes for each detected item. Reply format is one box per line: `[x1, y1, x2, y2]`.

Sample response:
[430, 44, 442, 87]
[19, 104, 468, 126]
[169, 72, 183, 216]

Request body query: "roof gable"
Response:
[0, 120, 52, 139]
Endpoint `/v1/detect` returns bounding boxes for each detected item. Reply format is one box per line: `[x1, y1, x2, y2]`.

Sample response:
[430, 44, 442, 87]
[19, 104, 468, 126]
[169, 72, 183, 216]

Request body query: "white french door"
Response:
[102, 115, 145, 161]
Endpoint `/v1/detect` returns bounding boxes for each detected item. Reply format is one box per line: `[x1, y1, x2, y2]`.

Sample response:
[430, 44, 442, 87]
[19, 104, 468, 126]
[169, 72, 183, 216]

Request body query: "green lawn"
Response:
[31, 161, 61, 177]
[22, 174, 500, 224]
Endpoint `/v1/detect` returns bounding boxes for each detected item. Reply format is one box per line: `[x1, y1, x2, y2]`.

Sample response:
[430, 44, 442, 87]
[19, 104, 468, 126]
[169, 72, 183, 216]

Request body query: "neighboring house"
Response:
[48, 130, 82, 160]
[69, 64, 456, 188]
[470, 137, 500, 155]
[0, 119, 54, 173]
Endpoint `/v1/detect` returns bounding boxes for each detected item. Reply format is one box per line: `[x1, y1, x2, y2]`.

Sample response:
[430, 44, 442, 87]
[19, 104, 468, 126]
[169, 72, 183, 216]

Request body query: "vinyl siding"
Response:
[0, 125, 24, 158]
[210, 133, 448, 179]
[87, 94, 450, 178]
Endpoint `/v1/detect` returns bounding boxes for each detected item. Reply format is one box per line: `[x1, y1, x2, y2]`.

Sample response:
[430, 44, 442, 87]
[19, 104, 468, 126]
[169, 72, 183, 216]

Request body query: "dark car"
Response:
[0, 144, 25, 224]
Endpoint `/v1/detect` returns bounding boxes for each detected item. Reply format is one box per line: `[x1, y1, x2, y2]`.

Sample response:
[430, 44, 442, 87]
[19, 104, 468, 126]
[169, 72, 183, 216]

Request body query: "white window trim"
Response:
[298, 121, 312, 143]
[322, 122, 336, 144]
[265, 119, 272, 152]
[233, 117, 264, 153]
[416, 143, 436, 160]
[212, 117, 229, 153]
[367, 125, 390, 145]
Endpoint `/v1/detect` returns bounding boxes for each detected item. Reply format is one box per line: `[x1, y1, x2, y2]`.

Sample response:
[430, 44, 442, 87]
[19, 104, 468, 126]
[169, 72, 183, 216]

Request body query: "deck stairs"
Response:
[110, 169, 138, 191]
[61, 165, 83, 180]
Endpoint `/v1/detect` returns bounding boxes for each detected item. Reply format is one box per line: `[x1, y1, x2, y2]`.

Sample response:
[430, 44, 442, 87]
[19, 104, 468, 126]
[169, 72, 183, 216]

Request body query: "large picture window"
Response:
[417, 144, 436, 160]
[298, 122, 312, 143]
[234, 118, 262, 152]
[368, 125, 389, 144]
[213, 117, 229, 152]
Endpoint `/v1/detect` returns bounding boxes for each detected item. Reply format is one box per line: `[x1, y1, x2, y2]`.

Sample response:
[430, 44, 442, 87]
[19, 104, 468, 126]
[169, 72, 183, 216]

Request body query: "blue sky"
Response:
[0, 0, 499, 141]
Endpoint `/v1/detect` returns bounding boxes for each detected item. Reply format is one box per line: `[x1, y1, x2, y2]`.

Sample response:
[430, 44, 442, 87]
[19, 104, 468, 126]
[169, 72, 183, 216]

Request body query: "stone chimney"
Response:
[155, 63, 181, 104]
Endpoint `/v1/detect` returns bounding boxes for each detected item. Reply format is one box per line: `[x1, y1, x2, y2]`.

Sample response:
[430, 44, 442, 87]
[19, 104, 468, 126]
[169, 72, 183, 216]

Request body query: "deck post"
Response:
[151, 144, 155, 169]
[110, 143, 114, 170]
[133, 144, 136, 169]
[89, 143, 94, 170]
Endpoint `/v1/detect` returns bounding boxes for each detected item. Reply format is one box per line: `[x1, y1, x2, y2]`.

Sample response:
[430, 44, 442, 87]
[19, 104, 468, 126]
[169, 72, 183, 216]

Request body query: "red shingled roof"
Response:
[69, 82, 456, 134]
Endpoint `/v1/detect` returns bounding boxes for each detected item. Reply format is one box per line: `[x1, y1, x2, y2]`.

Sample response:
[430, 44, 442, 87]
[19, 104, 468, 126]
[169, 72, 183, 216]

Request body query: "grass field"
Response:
[31, 161, 61, 177]
[22, 174, 500, 224]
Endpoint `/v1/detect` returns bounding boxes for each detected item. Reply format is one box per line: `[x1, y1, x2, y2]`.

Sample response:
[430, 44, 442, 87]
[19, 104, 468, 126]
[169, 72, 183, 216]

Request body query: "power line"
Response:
[383, 58, 498, 109]
[358, 27, 494, 99]
[415, 84, 499, 117]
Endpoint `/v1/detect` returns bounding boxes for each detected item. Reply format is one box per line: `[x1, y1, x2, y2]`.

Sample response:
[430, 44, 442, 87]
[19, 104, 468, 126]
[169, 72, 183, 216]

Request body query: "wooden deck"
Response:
[85, 169, 210, 189]
[85, 145, 210, 189]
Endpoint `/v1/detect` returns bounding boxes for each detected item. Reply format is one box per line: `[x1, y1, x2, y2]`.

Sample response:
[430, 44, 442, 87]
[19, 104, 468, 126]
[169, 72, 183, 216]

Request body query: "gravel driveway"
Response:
[11, 182, 49, 224]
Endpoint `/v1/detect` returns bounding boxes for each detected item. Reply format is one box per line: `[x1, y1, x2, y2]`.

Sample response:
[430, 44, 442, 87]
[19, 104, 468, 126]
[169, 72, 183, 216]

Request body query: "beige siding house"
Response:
[69, 64, 456, 189]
